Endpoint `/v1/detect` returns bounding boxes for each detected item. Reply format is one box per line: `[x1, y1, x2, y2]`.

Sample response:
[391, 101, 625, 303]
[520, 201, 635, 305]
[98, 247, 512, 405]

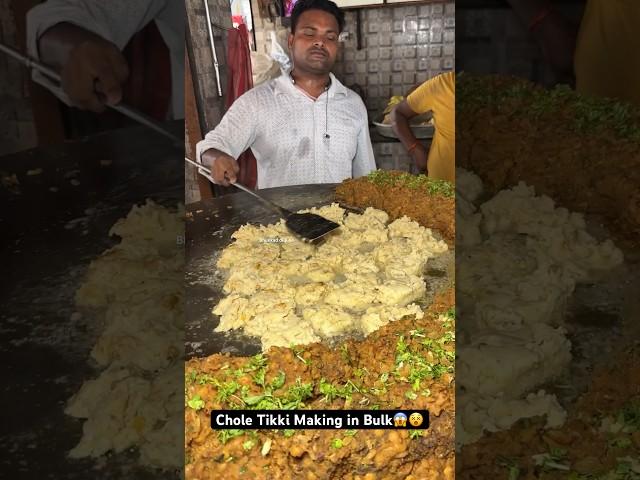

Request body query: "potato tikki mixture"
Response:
[213, 204, 448, 351]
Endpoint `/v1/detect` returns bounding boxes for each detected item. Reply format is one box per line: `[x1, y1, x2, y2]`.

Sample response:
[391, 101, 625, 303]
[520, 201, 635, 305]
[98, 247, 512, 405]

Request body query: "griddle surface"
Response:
[0, 122, 182, 479]
[186, 184, 337, 358]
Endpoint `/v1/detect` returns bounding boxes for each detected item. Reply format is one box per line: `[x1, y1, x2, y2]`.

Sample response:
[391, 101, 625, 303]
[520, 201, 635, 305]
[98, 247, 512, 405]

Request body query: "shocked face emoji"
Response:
[409, 412, 423, 427]
[393, 413, 407, 427]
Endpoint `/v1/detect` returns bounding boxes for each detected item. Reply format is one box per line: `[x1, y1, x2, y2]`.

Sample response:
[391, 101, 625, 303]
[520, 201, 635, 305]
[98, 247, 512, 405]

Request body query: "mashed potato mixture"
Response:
[213, 204, 448, 351]
[67, 200, 184, 469]
[456, 169, 624, 447]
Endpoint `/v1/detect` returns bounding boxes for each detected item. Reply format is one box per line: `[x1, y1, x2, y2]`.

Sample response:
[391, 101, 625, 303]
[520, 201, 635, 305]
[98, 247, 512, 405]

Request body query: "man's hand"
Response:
[201, 149, 239, 186]
[61, 40, 129, 112]
[412, 143, 428, 172]
[38, 23, 129, 112]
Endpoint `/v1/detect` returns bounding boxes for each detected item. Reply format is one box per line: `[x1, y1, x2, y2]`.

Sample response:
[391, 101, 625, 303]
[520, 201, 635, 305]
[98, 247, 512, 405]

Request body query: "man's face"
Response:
[289, 9, 339, 75]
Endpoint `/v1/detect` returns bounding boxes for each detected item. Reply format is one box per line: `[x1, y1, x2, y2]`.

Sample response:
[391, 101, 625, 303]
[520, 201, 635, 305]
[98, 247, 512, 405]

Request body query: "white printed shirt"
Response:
[196, 72, 376, 189]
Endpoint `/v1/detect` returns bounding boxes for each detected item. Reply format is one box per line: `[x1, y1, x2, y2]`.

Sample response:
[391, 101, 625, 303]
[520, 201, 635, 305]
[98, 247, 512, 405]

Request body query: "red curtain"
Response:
[226, 24, 257, 189]
[122, 21, 171, 121]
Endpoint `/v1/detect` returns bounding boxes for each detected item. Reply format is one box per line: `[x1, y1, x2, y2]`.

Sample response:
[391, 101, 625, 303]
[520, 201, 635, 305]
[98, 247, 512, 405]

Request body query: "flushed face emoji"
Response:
[409, 412, 423, 427]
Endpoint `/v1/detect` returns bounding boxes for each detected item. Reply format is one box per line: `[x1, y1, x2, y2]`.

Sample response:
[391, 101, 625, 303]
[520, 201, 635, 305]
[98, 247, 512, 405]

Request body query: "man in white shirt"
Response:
[197, 0, 376, 189]
[26, 0, 184, 119]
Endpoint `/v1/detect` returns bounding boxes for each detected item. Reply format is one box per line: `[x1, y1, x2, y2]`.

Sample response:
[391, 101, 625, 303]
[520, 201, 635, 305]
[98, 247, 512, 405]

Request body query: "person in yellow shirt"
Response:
[574, 0, 640, 108]
[390, 72, 455, 183]
[507, 0, 640, 108]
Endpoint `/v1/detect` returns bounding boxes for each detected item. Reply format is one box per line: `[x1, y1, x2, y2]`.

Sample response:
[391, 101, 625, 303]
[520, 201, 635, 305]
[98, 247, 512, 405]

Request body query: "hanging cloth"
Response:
[226, 23, 258, 189]
[122, 20, 172, 121]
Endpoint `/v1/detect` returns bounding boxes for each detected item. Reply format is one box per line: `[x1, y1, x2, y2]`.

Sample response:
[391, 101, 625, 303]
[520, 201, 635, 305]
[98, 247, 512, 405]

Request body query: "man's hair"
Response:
[290, 0, 345, 34]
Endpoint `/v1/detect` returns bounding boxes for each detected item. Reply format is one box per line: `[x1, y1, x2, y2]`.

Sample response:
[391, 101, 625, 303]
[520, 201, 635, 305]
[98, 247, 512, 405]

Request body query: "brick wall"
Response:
[0, 0, 37, 156]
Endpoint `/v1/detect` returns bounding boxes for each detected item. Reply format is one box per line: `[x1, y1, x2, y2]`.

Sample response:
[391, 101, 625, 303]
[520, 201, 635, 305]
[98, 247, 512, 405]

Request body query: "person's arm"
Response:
[506, 0, 579, 82]
[352, 121, 377, 178]
[390, 100, 427, 171]
[196, 93, 259, 186]
[26, 0, 165, 111]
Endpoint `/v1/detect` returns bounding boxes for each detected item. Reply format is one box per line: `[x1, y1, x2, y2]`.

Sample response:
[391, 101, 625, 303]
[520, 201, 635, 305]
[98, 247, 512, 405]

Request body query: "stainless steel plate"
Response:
[373, 113, 435, 140]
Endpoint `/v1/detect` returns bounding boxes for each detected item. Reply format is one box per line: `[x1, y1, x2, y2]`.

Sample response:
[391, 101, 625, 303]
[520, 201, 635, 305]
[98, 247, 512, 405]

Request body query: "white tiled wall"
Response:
[373, 141, 423, 172]
[249, 1, 454, 174]
[334, 2, 455, 120]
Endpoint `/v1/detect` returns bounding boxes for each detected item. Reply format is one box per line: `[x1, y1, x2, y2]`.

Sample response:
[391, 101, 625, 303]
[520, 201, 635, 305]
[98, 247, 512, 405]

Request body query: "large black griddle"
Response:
[185, 184, 338, 359]
[185, 184, 457, 360]
[0, 121, 182, 479]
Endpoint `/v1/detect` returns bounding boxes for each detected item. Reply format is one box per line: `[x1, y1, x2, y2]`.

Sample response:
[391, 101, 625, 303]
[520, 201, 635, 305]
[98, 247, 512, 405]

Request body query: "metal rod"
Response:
[203, 0, 223, 97]
[184, 155, 209, 173]
[184, 156, 217, 184]
[0, 41, 182, 146]
[109, 104, 182, 145]
[0, 42, 59, 80]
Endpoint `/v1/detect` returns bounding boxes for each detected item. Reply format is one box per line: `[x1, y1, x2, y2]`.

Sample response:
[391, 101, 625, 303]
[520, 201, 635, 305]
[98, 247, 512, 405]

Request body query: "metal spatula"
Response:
[185, 157, 341, 242]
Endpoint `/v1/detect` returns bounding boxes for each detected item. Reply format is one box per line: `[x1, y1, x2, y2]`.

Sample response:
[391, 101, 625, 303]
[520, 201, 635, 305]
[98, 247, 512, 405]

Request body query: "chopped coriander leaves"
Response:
[331, 438, 344, 449]
[458, 74, 640, 143]
[618, 401, 640, 431]
[187, 395, 205, 411]
[218, 429, 244, 444]
[242, 439, 256, 451]
[366, 170, 455, 197]
[405, 390, 418, 400]
[269, 370, 286, 390]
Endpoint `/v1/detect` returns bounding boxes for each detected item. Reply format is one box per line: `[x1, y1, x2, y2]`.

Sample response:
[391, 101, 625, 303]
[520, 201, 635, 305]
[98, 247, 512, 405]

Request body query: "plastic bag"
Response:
[250, 52, 281, 86]
[269, 29, 292, 73]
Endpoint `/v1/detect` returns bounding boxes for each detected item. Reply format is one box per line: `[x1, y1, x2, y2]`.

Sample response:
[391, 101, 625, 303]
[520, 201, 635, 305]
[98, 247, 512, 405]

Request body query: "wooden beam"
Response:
[185, 45, 213, 200]
[185, 0, 235, 197]
[185, 0, 230, 131]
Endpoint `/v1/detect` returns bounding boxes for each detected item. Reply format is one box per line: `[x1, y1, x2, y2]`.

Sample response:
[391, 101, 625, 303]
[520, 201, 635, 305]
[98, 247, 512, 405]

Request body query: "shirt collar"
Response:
[274, 71, 348, 98]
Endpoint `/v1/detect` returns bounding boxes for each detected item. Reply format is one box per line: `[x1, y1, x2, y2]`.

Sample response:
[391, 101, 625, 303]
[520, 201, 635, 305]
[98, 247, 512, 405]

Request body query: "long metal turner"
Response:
[0, 42, 182, 146]
[185, 157, 341, 242]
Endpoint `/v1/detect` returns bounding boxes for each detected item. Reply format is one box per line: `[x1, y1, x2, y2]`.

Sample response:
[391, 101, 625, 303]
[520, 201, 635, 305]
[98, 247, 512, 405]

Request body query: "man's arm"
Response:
[506, 0, 579, 83]
[196, 93, 259, 186]
[390, 100, 427, 171]
[26, 0, 165, 111]
[352, 123, 377, 178]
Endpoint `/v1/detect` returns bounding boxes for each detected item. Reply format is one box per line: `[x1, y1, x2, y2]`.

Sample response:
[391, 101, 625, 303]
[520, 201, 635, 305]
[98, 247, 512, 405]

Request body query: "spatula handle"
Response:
[184, 156, 289, 217]
[224, 175, 289, 217]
